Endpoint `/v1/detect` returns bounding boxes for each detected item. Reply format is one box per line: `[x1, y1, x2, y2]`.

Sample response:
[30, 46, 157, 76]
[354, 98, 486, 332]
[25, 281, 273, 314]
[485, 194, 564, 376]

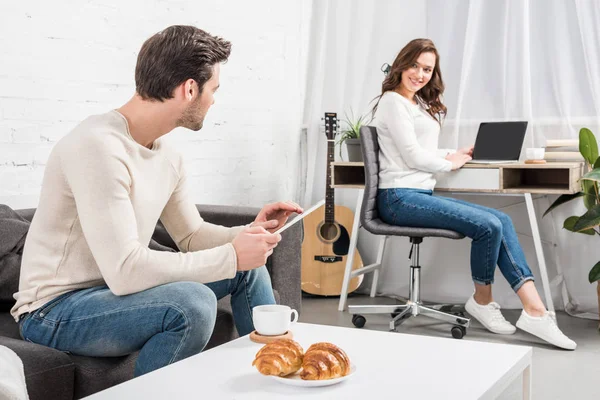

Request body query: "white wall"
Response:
[0, 0, 311, 209]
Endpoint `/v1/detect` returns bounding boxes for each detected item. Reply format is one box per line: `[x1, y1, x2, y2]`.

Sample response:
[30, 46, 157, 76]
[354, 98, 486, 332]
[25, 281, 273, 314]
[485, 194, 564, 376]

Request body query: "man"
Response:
[11, 25, 302, 376]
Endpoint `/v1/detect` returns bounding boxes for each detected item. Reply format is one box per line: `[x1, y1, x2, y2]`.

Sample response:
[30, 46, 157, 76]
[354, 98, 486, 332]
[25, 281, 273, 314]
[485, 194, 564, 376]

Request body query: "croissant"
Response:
[252, 339, 304, 377]
[300, 342, 351, 380]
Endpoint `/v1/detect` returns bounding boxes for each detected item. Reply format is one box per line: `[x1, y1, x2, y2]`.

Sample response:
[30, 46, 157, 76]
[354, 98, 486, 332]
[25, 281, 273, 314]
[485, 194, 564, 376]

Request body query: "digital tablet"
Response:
[273, 199, 325, 234]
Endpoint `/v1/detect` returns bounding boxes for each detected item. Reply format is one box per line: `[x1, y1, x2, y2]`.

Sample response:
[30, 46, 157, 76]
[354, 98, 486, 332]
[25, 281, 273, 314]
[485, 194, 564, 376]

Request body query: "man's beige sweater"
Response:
[11, 110, 244, 321]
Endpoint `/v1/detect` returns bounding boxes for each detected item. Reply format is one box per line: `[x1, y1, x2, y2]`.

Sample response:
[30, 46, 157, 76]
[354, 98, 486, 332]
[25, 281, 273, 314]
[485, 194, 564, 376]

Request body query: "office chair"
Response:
[348, 126, 471, 339]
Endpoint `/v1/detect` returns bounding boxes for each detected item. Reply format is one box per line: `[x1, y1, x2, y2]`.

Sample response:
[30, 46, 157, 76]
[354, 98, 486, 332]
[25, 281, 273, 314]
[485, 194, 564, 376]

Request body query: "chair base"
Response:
[348, 301, 470, 336]
[347, 238, 471, 338]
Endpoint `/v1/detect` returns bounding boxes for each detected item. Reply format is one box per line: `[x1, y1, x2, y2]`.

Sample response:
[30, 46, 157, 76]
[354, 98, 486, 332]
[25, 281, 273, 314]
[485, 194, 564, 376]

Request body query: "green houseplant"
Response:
[336, 110, 371, 162]
[544, 127, 600, 328]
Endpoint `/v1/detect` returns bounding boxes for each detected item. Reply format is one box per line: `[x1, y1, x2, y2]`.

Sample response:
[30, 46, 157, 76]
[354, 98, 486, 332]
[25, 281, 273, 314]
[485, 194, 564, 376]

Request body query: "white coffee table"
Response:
[86, 322, 532, 399]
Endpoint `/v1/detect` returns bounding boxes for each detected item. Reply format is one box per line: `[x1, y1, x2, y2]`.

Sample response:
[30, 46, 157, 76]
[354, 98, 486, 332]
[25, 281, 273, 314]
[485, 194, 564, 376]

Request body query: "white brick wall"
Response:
[0, 0, 311, 209]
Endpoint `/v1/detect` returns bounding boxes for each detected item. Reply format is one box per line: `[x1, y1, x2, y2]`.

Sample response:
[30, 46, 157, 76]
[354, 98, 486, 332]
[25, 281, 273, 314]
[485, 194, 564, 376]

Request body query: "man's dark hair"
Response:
[135, 25, 231, 101]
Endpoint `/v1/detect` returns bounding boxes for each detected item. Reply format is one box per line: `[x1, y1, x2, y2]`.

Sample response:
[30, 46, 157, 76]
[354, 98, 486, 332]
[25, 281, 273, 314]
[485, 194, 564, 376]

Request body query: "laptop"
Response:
[467, 121, 528, 164]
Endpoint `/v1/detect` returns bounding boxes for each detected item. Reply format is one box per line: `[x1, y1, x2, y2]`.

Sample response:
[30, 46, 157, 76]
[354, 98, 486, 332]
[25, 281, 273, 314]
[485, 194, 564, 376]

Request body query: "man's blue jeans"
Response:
[19, 266, 275, 376]
[377, 188, 534, 291]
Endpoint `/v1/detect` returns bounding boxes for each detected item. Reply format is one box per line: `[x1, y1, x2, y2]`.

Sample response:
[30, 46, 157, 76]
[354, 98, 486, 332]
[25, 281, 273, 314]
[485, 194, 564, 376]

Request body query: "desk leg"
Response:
[522, 364, 532, 400]
[338, 189, 364, 311]
[545, 195, 571, 312]
[524, 193, 555, 314]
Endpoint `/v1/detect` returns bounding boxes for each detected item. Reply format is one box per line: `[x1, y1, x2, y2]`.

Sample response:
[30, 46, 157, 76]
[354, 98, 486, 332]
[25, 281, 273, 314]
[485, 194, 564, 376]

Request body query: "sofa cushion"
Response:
[0, 335, 74, 400]
[70, 353, 137, 399]
[0, 313, 74, 400]
[14, 209, 36, 222]
[0, 254, 21, 312]
[0, 207, 30, 311]
[0, 311, 20, 339]
[0, 205, 29, 254]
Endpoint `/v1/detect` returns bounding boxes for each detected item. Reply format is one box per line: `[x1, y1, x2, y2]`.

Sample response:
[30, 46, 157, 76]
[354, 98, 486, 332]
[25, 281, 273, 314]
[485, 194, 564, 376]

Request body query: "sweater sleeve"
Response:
[59, 137, 239, 296]
[382, 98, 452, 173]
[159, 160, 246, 253]
[436, 148, 455, 158]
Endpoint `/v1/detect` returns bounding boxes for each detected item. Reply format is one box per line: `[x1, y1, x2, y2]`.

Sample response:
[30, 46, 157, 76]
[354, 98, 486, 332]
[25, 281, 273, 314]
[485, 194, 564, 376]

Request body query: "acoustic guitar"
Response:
[301, 112, 364, 296]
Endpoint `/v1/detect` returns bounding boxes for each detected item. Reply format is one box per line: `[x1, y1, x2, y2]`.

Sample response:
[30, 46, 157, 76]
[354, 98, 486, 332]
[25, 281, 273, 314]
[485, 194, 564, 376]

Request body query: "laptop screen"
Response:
[472, 121, 528, 161]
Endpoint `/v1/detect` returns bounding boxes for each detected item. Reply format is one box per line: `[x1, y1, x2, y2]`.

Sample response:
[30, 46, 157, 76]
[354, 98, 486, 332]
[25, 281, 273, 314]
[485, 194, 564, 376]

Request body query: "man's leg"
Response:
[205, 265, 276, 336]
[19, 282, 217, 376]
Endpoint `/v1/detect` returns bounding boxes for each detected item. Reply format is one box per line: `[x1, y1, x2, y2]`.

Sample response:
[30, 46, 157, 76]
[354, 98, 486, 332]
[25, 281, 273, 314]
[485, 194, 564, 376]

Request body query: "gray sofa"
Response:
[0, 204, 303, 400]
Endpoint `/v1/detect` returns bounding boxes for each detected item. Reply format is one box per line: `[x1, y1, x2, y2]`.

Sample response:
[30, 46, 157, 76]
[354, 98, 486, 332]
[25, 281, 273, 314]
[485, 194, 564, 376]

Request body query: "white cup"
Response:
[525, 147, 545, 160]
[252, 305, 298, 336]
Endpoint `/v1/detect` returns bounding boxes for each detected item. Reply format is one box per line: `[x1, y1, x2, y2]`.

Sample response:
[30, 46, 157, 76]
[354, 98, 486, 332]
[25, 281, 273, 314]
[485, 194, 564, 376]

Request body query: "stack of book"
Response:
[544, 139, 584, 161]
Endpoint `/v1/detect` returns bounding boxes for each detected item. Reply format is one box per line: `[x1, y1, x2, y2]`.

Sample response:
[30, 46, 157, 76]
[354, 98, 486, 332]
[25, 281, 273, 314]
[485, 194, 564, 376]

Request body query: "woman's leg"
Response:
[378, 188, 504, 286]
[378, 188, 520, 334]
[441, 197, 545, 316]
[427, 196, 576, 349]
[515, 281, 546, 316]
[19, 282, 218, 376]
[473, 282, 493, 303]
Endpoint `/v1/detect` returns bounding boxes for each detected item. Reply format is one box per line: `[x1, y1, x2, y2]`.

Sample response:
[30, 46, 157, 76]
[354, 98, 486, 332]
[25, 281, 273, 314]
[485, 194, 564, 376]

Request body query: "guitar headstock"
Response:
[323, 112, 338, 140]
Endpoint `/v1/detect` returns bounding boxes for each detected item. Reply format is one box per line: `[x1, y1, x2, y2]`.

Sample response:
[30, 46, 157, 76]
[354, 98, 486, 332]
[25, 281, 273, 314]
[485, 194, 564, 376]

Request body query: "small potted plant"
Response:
[336, 110, 371, 162]
[544, 127, 600, 330]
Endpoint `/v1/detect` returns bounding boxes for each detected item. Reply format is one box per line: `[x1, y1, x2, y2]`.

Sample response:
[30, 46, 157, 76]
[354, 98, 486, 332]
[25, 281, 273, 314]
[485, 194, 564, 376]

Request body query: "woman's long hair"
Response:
[372, 39, 447, 125]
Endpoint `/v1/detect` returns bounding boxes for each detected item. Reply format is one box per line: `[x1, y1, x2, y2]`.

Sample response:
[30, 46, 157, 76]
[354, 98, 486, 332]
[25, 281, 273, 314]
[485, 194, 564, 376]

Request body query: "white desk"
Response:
[331, 162, 584, 315]
[85, 322, 533, 399]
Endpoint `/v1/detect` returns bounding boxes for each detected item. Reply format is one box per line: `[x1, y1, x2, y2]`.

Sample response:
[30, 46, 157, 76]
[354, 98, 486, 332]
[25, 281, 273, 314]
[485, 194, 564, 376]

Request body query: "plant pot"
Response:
[345, 138, 363, 162]
[597, 282, 600, 332]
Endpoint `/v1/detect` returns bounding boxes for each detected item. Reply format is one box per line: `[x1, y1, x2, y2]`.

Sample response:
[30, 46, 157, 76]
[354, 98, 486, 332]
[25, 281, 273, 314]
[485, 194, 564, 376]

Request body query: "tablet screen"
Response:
[274, 199, 325, 234]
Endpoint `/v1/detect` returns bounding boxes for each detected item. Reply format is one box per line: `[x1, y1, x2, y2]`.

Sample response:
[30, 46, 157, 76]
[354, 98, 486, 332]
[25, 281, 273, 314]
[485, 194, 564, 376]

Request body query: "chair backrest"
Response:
[358, 125, 465, 241]
[359, 126, 381, 233]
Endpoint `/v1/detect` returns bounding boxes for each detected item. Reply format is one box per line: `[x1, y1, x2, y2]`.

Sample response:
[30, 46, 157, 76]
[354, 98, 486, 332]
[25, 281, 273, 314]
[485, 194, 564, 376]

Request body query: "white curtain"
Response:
[304, 0, 600, 316]
[302, 0, 427, 207]
[425, 0, 600, 317]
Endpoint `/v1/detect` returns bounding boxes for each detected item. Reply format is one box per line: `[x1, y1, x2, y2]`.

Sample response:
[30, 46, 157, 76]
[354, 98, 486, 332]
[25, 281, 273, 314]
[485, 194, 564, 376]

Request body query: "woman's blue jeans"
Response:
[377, 188, 534, 291]
[19, 265, 275, 376]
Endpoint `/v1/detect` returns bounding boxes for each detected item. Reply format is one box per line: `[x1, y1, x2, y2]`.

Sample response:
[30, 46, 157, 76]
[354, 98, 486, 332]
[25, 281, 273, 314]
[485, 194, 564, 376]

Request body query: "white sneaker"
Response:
[465, 295, 516, 335]
[516, 310, 577, 350]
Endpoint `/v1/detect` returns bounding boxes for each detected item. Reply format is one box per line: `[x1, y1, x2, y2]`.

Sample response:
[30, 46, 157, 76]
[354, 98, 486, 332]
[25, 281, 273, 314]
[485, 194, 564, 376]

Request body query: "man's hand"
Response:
[232, 226, 281, 271]
[445, 152, 472, 170]
[457, 145, 474, 157]
[252, 201, 303, 233]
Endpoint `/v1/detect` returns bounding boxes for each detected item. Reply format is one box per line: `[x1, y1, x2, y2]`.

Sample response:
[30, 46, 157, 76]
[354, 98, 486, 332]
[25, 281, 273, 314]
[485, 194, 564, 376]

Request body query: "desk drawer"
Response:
[436, 168, 500, 191]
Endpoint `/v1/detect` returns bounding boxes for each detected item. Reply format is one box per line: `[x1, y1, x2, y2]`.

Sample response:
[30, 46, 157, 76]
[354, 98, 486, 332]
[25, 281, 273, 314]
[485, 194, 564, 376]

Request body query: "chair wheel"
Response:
[451, 325, 466, 339]
[352, 314, 366, 328]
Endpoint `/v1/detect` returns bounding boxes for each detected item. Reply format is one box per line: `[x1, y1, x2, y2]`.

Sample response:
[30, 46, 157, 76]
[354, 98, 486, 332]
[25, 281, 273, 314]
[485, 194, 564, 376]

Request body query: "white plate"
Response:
[269, 364, 357, 387]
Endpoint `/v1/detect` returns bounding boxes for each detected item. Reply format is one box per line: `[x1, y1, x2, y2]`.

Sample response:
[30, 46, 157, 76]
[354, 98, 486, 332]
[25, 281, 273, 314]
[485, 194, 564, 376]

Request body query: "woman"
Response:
[372, 39, 575, 350]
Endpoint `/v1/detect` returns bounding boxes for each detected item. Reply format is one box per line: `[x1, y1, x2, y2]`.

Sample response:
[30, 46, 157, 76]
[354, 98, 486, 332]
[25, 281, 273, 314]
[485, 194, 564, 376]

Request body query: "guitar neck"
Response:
[325, 139, 335, 223]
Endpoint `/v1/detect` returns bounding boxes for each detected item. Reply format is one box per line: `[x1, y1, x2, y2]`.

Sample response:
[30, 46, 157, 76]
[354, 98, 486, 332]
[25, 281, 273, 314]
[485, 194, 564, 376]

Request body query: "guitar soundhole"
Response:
[319, 222, 339, 241]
